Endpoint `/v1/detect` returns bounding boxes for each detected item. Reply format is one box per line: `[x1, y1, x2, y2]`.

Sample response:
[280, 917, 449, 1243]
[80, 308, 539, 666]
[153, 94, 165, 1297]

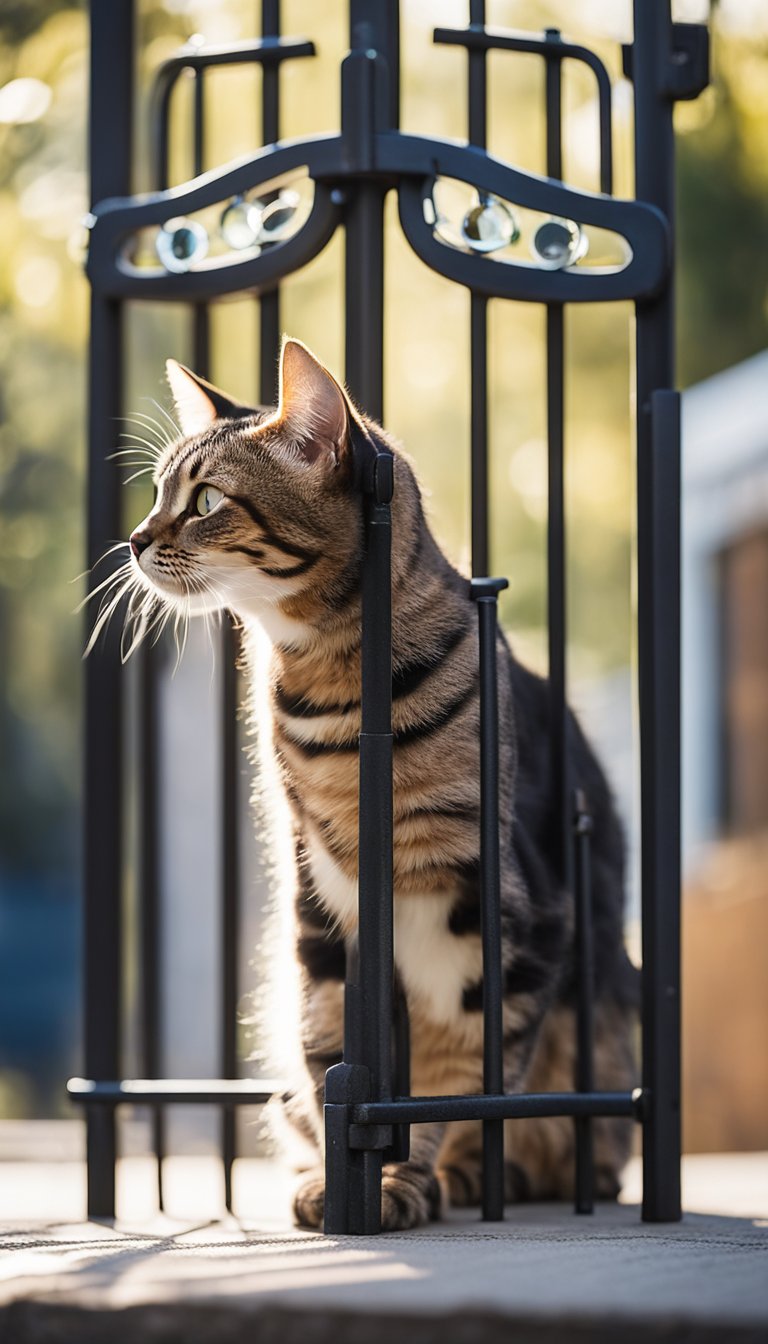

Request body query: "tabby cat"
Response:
[117, 337, 637, 1230]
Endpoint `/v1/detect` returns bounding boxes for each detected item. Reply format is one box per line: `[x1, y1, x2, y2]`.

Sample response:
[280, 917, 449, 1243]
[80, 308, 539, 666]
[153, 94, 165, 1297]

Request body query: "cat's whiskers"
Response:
[109, 446, 159, 463]
[183, 569, 226, 682]
[109, 458, 157, 472]
[84, 567, 141, 656]
[170, 602, 185, 672]
[113, 427, 165, 464]
[121, 411, 173, 451]
[122, 580, 166, 663]
[120, 591, 150, 663]
[124, 465, 156, 484]
[104, 560, 228, 669]
[72, 541, 131, 586]
[143, 396, 182, 443]
[76, 557, 134, 611]
[114, 436, 165, 469]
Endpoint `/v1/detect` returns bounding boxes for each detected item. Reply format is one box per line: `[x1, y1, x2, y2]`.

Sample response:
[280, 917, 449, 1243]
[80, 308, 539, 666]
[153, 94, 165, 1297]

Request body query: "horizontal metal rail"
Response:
[68, 1078, 280, 1105]
[352, 1090, 642, 1127]
[86, 131, 669, 304]
[67, 1081, 640, 1123]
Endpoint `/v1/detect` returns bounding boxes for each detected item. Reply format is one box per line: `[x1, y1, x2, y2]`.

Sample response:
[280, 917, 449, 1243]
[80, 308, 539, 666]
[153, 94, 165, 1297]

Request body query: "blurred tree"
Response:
[677, 27, 768, 385]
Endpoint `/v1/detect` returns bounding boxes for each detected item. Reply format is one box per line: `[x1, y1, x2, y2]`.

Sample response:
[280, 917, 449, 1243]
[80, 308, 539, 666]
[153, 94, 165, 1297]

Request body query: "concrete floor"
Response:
[1, 1149, 766, 1343]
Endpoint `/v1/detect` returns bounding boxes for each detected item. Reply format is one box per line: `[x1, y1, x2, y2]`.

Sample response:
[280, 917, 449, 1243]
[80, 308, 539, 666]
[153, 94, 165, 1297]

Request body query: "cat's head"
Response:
[116, 338, 374, 650]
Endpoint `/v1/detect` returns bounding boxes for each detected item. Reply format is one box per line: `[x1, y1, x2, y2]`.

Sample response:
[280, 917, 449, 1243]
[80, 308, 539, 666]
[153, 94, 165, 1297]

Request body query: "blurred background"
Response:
[0, 0, 766, 1160]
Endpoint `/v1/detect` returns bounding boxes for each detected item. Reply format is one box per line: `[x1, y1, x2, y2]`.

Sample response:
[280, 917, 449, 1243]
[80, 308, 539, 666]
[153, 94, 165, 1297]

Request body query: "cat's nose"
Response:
[130, 528, 152, 558]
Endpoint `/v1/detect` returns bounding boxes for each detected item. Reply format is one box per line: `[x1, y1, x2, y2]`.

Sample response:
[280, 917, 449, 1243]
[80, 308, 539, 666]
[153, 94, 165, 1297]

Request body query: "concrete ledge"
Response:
[1, 1154, 766, 1343]
[3, 1301, 767, 1344]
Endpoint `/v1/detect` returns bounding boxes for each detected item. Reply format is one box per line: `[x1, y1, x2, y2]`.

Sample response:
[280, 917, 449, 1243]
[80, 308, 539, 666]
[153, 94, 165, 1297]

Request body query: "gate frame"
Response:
[70, 0, 709, 1231]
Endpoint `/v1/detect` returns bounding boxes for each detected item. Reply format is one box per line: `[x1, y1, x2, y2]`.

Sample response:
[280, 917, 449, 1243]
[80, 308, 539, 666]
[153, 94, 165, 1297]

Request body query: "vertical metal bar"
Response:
[349, 0, 399, 130]
[544, 29, 590, 1216]
[544, 32, 570, 892]
[341, 224, 387, 1236]
[259, 298, 279, 402]
[85, 297, 123, 1220]
[470, 300, 489, 577]
[344, 188, 385, 422]
[326, 442, 393, 1237]
[597, 80, 613, 198]
[384, 1, 400, 130]
[192, 68, 210, 374]
[545, 31, 563, 181]
[220, 617, 239, 1216]
[260, 0, 281, 404]
[84, 0, 134, 1221]
[546, 300, 567, 881]
[573, 789, 595, 1213]
[142, 22, 177, 1218]
[391, 982, 411, 1161]
[355, 476, 394, 1235]
[468, 0, 486, 144]
[632, 0, 682, 1224]
[471, 578, 508, 1222]
[326, 0, 397, 1235]
[468, 0, 489, 578]
[138, 643, 165, 1211]
[152, 77, 173, 194]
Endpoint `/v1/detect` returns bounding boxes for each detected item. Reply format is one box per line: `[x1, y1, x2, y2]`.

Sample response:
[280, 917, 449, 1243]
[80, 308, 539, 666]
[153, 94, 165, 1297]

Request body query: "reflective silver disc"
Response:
[530, 217, 588, 270]
[258, 190, 300, 244]
[461, 195, 520, 253]
[155, 217, 208, 273]
[220, 197, 263, 250]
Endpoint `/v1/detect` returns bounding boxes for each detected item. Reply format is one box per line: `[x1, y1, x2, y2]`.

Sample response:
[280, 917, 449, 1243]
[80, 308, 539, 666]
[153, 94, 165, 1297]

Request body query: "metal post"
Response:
[344, 188, 385, 423]
[544, 29, 571, 893]
[220, 622, 239, 1214]
[324, 0, 397, 1236]
[573, 790, 595, 1213]
[468, 0, 489, 578]
[85, 0, 134, 1219]
[259, 0, 281, 403]
[391, 981, 411, 1161]
[358, 487, 395, 1079]
[325, 435, 394, 1236]
[138, 641, 164, 1211]
[632, 0, 682, 1223]
[471, 577, 508, 1221]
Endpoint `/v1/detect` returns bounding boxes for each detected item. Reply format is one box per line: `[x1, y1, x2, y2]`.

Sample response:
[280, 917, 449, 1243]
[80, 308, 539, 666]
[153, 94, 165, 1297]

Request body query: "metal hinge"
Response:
[622, 23, 710, 102]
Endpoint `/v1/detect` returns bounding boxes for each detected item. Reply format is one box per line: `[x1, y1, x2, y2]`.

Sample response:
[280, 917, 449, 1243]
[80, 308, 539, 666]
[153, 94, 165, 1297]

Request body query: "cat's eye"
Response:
[196, 484, 224, 516]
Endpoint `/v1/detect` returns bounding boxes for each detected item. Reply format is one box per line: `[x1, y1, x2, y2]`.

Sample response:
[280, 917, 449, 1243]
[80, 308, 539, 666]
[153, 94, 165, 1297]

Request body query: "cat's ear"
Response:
[277, 338, 351, 465]
[166, 359, 250, 437]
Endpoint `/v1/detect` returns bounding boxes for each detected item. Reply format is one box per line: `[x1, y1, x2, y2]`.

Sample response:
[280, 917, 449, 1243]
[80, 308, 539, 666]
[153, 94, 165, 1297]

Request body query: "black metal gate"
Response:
[70, 0, 709, 1233]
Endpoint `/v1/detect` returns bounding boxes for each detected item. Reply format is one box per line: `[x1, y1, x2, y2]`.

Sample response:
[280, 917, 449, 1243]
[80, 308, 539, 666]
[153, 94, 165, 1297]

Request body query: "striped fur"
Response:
[128, 339, 639, 1231]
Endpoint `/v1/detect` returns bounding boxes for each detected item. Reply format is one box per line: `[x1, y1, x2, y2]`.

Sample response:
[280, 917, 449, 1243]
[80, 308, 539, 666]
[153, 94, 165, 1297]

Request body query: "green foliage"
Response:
[0, 6, 87, 871]
[677, 33, 768, 385]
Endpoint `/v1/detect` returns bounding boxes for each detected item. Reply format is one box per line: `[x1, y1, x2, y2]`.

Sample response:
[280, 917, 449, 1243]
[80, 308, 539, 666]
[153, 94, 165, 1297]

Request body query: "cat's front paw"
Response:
[292, 1161, 442, 1231]
[293, 1169, 325, 1229]
[381, 1161, 442, 1230]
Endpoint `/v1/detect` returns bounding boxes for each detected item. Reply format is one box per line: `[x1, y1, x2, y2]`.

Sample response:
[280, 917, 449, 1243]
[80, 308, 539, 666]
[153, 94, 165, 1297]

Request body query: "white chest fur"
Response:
[394, 894, 483, 1026]
[305, 838, 481, 1027]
